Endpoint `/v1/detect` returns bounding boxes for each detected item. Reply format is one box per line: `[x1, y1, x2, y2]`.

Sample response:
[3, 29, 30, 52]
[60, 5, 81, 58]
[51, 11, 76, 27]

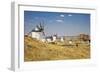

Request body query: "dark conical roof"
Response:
[32, 29, 41, 32]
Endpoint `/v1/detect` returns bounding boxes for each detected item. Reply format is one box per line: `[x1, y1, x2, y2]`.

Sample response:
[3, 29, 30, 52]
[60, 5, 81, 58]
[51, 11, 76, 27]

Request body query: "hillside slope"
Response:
[24, 36, 90, 61]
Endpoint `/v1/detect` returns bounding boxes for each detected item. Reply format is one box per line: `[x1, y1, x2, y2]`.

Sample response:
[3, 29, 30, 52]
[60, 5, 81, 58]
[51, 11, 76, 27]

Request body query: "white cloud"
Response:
[68, 14, 72, 17]
[60, 14, 64, 17]
[56, 19, 63, 22]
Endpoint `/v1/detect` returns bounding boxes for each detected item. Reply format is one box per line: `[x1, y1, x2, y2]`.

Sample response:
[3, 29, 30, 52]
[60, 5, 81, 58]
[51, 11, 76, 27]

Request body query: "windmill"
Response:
[27, 21, 45, 40]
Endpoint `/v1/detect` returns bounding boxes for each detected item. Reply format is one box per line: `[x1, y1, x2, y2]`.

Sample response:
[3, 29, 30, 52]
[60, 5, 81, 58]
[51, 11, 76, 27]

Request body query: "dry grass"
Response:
[24, 36, 90, 61]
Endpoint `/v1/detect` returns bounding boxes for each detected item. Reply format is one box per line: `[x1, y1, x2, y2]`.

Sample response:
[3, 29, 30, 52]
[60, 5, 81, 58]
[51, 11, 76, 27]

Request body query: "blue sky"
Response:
[24, 11, 90, 36]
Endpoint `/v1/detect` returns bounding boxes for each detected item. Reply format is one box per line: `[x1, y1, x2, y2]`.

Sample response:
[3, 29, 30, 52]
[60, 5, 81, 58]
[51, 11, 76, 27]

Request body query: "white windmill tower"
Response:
[28, 22, 45, 40]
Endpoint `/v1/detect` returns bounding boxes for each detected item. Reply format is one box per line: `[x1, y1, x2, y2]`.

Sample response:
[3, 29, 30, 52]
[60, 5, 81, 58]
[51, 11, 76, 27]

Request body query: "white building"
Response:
[60, 37, 64, 42]
[31, 25, 44, 40]
[31, 31, 41, 40]
[45, 35, 57, 43]
[45, 36, 52, 42]
[52, 35, 57, 42]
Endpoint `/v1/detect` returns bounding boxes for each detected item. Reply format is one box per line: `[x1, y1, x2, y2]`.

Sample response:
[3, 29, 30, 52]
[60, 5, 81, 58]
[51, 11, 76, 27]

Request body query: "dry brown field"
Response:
[24, 36, 90, 61]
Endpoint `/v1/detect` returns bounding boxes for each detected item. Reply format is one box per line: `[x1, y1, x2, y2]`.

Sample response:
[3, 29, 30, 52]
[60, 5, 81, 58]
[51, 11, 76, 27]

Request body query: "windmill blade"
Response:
[36, 22, 42, 30]
[39, 22, 43, 29]
[40, 21, 45, 35]
[39, 22, 44, 31]
[36, 25, 40, 30]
